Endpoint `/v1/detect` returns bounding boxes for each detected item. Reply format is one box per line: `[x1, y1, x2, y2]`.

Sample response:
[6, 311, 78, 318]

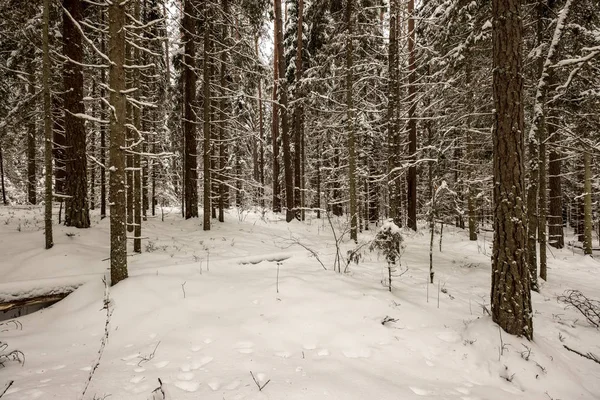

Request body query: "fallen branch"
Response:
[563, 345, 600, 365]
[557, 290, 600, 328]
[250, 371, 270, 391]
[0, 381, 14, 398]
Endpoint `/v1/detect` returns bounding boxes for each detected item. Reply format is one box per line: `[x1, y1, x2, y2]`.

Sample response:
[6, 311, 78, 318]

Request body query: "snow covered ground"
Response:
[0, 205, 599, 400]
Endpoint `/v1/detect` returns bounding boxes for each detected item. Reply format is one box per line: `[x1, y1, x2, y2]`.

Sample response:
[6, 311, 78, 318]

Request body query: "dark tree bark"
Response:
[63, 0, 90, 228]
[274, 0, 294, 222]
[491, 0, 533, 339]
[0, 143, 6, 205]
[406, 0, 417, 231]
[27, 57, 36, 205]
[272, 28, 281, 213]
[547, 106, 563, 250]
[43, 0, 53, 249]
[203, 4, 211, 231]
[293, 0, 305, 219]
[346, 0, 357, 242]
[183, 0, 198, 219]
[108, 0, 128, 285]
[387, 0, 400, 226]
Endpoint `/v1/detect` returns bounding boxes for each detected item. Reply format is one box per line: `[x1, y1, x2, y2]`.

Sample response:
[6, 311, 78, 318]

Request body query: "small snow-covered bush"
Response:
[0, 321, 25, 368]
[370, 219, 405, 291]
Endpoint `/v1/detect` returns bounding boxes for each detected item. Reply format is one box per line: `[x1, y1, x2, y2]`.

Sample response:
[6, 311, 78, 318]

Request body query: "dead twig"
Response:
[250, 371, 271, 391]
[563, 345, 600, 365]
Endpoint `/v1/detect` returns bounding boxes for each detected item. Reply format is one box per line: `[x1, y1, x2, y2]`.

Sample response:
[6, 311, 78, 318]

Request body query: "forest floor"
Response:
[0, 205, 599, 400]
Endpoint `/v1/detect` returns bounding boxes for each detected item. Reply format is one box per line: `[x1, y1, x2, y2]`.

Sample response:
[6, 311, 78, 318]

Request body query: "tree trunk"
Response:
[63, 0, 89, 227]
[203, 4, 211, 231]
[100, 11, 107, 220]
[491, 0, 533, 339]
[108, 0, 128, 285]
[274, 0, 294, 222]
[133, 0, 142, 253]
[346, 0, 357, 242]
[272, 22, 281, 214]
[293, 0, 304, 219]
[583, 141, 592, 256]
[256, 37, 265, 209]
[387, 0, 400, 226]
[218, 0, 229, 223]
[547, 106, 563, 250]
[0, 143, 6, 205]
[183, 0, 198, 219]
[27, 58, 36, 205]
[406, 0, 417, 231]
[43, 0, 53, 249]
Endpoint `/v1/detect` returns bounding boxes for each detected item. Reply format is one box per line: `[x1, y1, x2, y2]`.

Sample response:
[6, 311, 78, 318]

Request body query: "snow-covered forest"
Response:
[0, 0, 599, 398]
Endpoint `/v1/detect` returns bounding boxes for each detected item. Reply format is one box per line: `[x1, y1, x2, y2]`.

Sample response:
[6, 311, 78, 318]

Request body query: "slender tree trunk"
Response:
[256, 37, 265, 209]
[0, 143, 6, 205]
[274, 0, 294, 222]
[63, 0, 89, 227]
[406, 0, 417, 231]
[272, 22, 281, 213]
[293, 0, 304, 219]
[100, 12, 107, 220]
[183, 0, 198, 219]
[218, 0, 229, 223]
[346, 0, 357, 242]
[548, 106, 563, 250]
[43, 0, 53, 249]
[387, 0, 400, 226]
[108, 0, 128, 285]
[27, 58, 36, 205]
[583, 138, 593, 256]
[491, 0, 533, 339]
[203, 5, 211, 231]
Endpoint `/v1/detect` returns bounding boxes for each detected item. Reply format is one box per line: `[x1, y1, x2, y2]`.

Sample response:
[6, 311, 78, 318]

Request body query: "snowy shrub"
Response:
[0, 321, 25, 368]
[370, 219, 405, 291]
[370, 219, 404, 265]
[557, 290, 600, 328]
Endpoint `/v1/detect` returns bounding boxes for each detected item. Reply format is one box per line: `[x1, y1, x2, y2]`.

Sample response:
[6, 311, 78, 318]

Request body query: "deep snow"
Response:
[0, 205, 599, 400]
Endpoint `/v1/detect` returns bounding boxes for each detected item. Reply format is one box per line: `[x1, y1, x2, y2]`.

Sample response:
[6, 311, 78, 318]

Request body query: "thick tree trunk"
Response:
[583, 140, 592, 256]
[100, 12, 107, 220]
[43, 0, 53, 249]
[274, 0, 294, 222]
[293, 0, 304, 219]
[406, 0, 417, 231]
[387, 0, 400, 226]
[133, 0, 142, 253]
[183, 0, 198, 219]
[272, 23, 281, 213]
[63, 0, 89, 227]
[491, 0, 533, 339]
[203, 6, 211, 231]
[108, 0, 128, 285]
[346, 0, 357, 242]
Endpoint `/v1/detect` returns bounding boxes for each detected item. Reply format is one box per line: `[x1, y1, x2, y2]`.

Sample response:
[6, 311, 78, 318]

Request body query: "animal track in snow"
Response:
[207, 378, 221, 391]
[130, 375, 145, 384]
[154, 360, 170, 369]
[342, 348, 371, 358]
[177, 372, 194, 381]
[235, 341, 254, 354]
[409, 387, 433, 396]
[174, 381, 200, 392]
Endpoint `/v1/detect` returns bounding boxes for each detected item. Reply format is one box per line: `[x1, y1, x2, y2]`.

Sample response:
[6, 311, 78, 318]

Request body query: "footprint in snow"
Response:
[130, 376, 145, 384]
[154, 360, 170, 369]
[409, 387, 434, 396]
[342, 348, 371, 358]
[455, 387, 470, 395]
[191, 356, 214, 370]
[174, 381, 200, 392]
[317, 349, 329, 356]
[177, 372, 194, 381]
[235, 341, 254, 354]
[225, 380, 241, 390]
[207, 378, 221, 391]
